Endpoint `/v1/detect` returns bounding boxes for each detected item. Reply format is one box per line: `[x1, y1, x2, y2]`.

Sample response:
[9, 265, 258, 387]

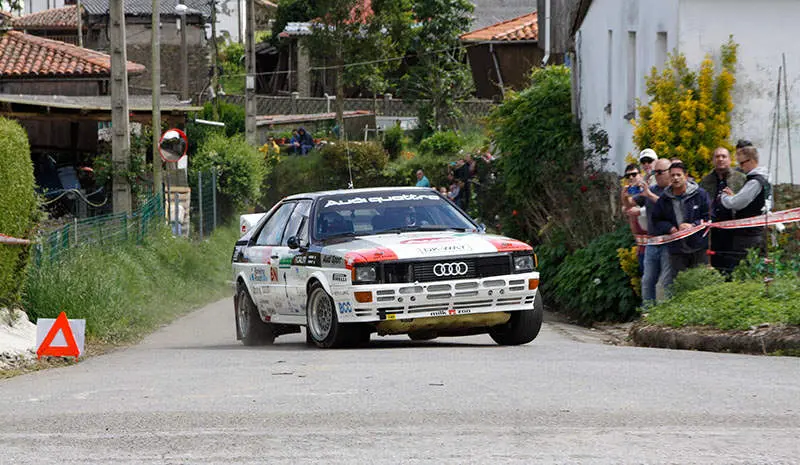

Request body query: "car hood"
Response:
[320, 231, 531, 262]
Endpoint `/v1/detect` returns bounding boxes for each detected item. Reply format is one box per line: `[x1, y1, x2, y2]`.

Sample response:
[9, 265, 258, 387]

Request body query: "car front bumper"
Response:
[333, 272, 539, 325]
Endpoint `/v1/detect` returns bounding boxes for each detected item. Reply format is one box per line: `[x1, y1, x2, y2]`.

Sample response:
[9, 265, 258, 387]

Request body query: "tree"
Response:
[402, 0, 475, 135]
[0, 0, 22, 14]
[633, 37, 738, 179]
[308, 0, 409, 138]
[271, 0, 320, 44]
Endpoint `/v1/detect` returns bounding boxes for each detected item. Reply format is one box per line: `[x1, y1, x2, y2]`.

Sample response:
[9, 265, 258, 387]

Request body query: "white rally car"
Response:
[232, 187, 542, 348]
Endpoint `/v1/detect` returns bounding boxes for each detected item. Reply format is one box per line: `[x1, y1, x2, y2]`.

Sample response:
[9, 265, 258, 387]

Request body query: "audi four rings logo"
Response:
[432, 262, 469, 277]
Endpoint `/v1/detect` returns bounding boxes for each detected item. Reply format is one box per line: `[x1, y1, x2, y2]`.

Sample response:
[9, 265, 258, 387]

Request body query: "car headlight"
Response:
[513, 255, 534, 273]
[354, 264, 378, 283]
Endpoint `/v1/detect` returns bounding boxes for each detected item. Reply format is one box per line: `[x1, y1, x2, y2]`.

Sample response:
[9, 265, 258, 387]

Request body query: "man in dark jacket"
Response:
[699, 147, 746, 274]
[651, 162, 711, 283]
[721, 144, 771, 256]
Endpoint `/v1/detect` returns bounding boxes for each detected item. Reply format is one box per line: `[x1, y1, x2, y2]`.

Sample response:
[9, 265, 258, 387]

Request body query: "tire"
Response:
[306, 282, 356, 348]
[237, 284, 275, 346]
[489, 291, 544, 346]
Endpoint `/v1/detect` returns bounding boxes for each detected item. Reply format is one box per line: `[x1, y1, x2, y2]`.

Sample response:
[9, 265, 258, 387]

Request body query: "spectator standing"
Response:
[720, 144, 771, 256]
[627, 158, 673, 304]
[699, 147, 746, 274]
[415, 169, 431, 187]
[651, 162, 711, 283]
[638, 148, 658, 185]
[620, 163, 648, 273]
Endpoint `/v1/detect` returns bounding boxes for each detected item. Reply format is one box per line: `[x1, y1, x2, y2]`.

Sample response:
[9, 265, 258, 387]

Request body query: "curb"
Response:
[630, 321, 800, 355]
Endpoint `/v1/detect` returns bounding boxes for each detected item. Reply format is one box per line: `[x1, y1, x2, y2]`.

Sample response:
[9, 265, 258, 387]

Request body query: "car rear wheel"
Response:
[237, 284, 275, 346]
[489, 291, 544, 346]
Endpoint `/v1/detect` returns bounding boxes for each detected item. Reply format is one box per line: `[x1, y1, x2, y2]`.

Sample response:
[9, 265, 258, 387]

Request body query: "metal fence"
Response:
[33, 192, 165, 265]
[188, 169, 219, 240]
[221, 94, 496, 118]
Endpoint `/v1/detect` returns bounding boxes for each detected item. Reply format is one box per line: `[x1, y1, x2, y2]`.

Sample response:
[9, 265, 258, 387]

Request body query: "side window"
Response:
[281, 200, 312, 246]
[255, 203, 296, 246]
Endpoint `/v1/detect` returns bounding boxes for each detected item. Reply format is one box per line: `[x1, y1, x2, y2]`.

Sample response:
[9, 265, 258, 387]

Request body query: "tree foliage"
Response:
[633, 37, 738, 179]
[486, 66, 619, 250]
[0, 118, 38, 308]
[402, 0, 475, 134]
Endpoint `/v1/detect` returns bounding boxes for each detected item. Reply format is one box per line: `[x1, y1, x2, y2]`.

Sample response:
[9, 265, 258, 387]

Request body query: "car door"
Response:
[249, 202, 296, 315]
[276, 200, 313, 316]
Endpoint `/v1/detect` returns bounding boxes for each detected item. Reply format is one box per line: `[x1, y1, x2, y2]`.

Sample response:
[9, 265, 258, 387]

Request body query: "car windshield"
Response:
[314, 191, 477, 241]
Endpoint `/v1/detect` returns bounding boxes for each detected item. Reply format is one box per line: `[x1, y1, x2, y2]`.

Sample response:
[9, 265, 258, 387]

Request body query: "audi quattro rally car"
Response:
[232, 187, 543, 348]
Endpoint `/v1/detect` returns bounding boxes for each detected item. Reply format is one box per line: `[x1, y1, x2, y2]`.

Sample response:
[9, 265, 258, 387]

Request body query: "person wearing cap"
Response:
[638, 148, 658, 185]
[700, 147, 746, 275]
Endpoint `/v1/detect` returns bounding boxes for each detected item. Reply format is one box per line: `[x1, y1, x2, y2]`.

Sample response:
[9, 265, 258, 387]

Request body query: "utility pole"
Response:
[179, 0, 189, 101]
[152, 0, 162, 193]
[110, 0, 132, 213]
[244, 0, 257, 145]
[76, 0, 83, 47]
[237, 0, 243, 44]
[210, 0, 219, 119]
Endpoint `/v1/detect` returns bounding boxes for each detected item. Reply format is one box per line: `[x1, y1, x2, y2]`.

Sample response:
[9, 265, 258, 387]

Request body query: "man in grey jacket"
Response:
[721, 144, 771, 257]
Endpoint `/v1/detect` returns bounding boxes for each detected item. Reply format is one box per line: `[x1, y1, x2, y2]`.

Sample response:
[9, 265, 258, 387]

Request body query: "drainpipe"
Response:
[489, 43, 505, 98]
[541, 0, 551, 66]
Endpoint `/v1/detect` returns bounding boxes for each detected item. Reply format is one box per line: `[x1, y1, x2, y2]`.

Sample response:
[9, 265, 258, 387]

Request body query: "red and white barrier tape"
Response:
[0, 233, 31, 245]
[635, 207, 800, 246]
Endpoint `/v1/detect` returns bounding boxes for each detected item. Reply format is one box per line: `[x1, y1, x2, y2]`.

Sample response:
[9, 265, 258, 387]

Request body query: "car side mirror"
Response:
[477, 223, 486, 234]
[287, 236, 300, 250]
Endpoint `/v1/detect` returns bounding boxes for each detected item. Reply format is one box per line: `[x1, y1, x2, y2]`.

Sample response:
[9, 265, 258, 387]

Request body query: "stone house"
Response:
[570, 0, 800, 181]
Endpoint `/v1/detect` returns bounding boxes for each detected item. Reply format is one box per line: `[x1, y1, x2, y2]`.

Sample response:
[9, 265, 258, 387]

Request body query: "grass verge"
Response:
[644, 276, 800, 331]
[22, 224, 239, 345]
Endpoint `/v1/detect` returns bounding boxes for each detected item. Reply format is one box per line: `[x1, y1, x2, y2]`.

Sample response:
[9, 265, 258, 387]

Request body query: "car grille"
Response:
[381, 255, 512, 283]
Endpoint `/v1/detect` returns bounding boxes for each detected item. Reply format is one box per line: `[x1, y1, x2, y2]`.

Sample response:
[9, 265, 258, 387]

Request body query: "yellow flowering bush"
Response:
[633, 37, 738, 179]
[617, 245, 641, 297]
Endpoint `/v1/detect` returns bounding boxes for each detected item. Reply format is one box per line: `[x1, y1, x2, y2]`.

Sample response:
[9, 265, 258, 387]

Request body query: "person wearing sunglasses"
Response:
[626, 158, 673, 304]
[620, 164, 648, 274]
[720, 144, 772, 256]
[638, 148, 658, 184]
[700, 147, 747, 275]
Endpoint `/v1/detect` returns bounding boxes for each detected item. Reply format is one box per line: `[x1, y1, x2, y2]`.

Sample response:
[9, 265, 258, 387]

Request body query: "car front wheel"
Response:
[489, 291, 544, 346]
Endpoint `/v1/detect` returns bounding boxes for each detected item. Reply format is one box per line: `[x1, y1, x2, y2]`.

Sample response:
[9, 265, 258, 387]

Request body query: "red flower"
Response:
[589, 174, 598, 181]
[512, 210, 518, 216]
[580, 185, 588, 193]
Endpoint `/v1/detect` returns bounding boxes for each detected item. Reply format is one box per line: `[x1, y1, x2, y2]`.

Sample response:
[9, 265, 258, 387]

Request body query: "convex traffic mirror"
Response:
[158, 128, 188, 163]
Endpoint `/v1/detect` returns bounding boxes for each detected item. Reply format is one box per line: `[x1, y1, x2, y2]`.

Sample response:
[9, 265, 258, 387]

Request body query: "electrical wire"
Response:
[41, 188, 108, 208]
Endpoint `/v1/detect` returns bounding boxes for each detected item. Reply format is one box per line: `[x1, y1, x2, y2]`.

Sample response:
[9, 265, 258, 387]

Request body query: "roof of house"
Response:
[256, 110, 373, 127]
[0, 31, 145, 77]
[469, 0, 538, 31]
[0, 93, 200, 112]
[0, 10, 12, 19]
[460, 11, 538, 42]
[279, 0, 373, 37]
[570, 0, 594, 36]
[11, 5, 82, 30]
[81, 0, 211, 18]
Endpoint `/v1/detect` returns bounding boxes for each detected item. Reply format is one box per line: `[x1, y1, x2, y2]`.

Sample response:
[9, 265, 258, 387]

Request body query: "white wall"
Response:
[26, 0, 66, 14]
[575, 0, 679, 172]
[679, 0, 800, 184]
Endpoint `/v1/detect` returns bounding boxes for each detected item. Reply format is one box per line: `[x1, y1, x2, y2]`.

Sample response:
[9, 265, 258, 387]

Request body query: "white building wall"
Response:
[678, 0, 800, 184]
[26, 0, 66, 14]
[575, 0, 679, 172]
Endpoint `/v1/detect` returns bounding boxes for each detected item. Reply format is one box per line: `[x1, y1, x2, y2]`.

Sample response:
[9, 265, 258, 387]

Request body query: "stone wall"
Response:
[127, 44, 209, 98]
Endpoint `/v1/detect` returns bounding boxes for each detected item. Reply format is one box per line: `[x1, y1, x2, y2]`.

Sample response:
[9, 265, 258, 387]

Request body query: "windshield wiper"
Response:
[374, 225, 469, 234]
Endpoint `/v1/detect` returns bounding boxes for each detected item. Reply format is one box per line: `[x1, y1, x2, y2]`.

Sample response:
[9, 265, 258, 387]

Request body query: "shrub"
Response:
[262, 142, 389, 208]
[487, 67, 619, 251]
[731, 249, 800, 283]
[645, 277, 800, 330]
[550, 226, 639, 323]
[0, 118, 38, 308]
[204, 101, 245, 137]
[191, 133, 266, 213]
[670, 267, 726, 296]
[617, 245, 641, 297]
[633, 37, 738, 179]
[382, 125, 405, 159]
[418, 130, 464, 158]
[382, 152, 453, 189]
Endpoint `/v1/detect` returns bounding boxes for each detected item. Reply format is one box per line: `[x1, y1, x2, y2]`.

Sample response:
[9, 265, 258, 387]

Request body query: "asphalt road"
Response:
[1, 299, 799, 465]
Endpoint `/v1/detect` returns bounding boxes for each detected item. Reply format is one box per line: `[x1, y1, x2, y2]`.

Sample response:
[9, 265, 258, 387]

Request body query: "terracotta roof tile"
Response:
[0, 11, 12, 19]
[0, 31, 145, 77]
[11, 5, 82, 30]
[460, 12, 538, 42]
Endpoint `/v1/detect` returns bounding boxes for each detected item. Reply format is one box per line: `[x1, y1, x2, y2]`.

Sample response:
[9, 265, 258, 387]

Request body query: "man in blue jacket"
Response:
[651, 161, 711, 284]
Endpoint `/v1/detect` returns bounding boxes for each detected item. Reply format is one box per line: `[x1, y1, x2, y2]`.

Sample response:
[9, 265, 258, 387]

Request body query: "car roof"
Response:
[283, 186, 439, 201]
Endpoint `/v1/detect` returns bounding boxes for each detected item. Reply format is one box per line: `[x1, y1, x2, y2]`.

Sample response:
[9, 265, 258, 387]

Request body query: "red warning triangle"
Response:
[37, 312, 80, 359]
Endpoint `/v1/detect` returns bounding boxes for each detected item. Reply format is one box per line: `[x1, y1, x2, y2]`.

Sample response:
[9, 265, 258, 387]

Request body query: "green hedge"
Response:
[549, 226, 639, 323]
[0, 118, 38, 307]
